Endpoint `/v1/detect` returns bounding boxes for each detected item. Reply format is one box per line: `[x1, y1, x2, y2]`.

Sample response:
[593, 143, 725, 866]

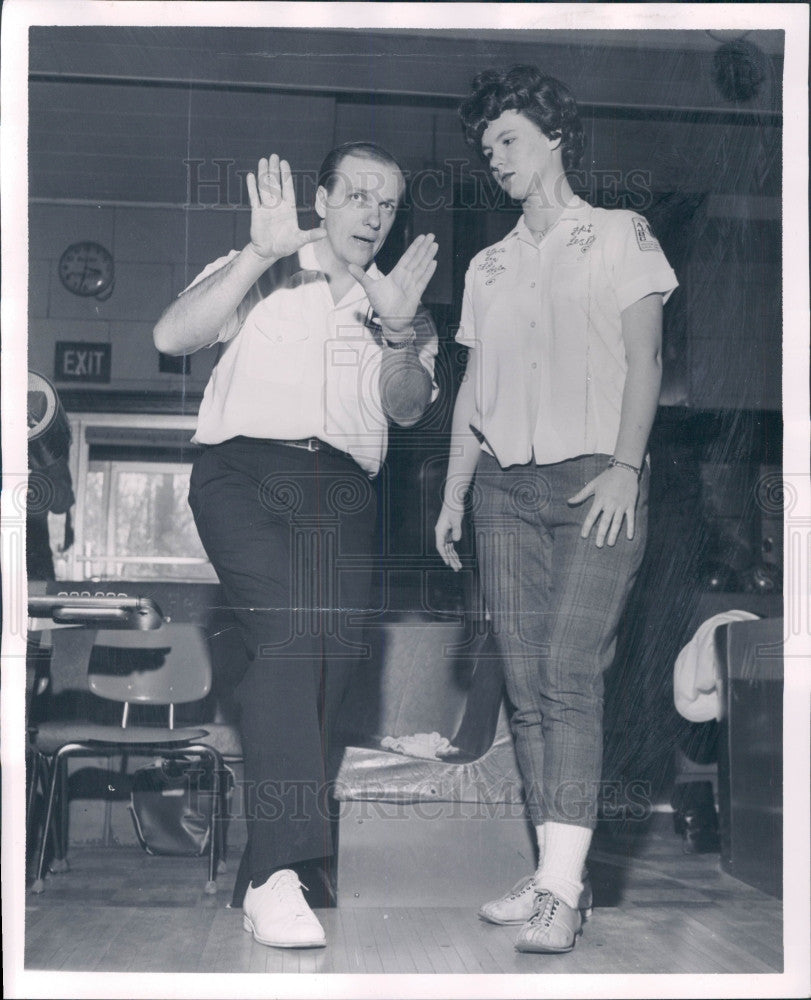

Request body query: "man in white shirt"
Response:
[154, 143, 438, 950]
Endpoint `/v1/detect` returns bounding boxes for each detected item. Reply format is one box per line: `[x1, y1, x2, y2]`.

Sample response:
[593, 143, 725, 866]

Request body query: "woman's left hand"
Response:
[568, 466, 639, 548]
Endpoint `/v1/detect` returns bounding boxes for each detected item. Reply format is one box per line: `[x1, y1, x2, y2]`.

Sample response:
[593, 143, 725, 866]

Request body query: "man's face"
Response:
[316, 154, 404, 268]
[480, 110, 558, 202]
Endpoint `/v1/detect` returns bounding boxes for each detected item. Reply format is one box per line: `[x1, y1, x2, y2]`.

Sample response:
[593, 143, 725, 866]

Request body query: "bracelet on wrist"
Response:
[608, 456, 641, 478]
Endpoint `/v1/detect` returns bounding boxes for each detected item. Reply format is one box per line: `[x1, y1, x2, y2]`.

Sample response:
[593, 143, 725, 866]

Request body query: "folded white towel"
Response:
[673, 610, 759, 722]
[380, 731, 460, 760]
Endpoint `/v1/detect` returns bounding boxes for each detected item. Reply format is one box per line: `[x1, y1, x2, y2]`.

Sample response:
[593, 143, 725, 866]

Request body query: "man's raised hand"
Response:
[246, 155, 326, 261]
[348, 234, 438, 336]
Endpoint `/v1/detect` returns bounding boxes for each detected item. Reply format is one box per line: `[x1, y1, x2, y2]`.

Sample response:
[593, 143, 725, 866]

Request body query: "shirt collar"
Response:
[507, 196, 591, 245]
[297, 240, 381, 308]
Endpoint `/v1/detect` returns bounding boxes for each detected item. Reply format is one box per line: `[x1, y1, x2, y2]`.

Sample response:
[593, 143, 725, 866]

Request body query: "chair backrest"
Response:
[87, 623, 213, 706]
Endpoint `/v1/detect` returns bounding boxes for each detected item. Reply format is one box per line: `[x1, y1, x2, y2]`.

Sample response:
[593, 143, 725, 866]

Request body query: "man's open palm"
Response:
[246, 154, 326, 261]
[348, 234, 438, 335]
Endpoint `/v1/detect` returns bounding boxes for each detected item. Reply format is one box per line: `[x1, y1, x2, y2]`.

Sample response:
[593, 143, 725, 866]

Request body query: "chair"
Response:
[27, 609, 228, 896]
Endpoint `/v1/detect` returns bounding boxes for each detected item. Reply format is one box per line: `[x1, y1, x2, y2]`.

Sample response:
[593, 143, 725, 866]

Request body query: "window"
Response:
[57, 415, 216, 583]
[80, 461, 213, 581]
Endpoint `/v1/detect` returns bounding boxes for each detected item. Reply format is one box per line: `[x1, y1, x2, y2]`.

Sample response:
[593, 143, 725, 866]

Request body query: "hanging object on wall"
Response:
[711, 38, 766, 103]
[27, 371, 76, 564]
[28, 370, 72, 469]
[58, 240, 115, 300]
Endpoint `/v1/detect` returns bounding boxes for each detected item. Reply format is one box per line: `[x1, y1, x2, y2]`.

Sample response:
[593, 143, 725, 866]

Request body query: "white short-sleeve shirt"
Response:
[456, 198, 679, 468]
[188, 241, 438, 476]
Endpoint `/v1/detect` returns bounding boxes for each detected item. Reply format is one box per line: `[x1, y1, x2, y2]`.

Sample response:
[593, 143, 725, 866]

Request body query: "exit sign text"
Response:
[55, 342, 112, 383]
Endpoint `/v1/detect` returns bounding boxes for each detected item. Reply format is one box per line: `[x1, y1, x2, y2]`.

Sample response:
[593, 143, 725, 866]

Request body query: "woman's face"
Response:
[480, 109, 558, 201]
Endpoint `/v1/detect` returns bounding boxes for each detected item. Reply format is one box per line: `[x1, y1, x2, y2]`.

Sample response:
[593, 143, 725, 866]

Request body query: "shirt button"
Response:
[276, 336, 283, 342]
[531, 362, 537, 370]
[530, 321, 536, 328]
[531, 282, 536, 288]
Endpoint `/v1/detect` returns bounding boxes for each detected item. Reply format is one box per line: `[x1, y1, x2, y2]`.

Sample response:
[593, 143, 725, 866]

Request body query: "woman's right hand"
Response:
[435, 502, 464, 572]
[246, 154, 327, 261]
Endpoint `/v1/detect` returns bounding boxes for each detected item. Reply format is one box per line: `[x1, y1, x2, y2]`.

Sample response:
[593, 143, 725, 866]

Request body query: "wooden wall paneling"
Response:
[30, 82, 337, 206]
[186, 90, 336, 198]
[29, 81, 193, 204]
[29, 202, 115, 262]
[29, 26, 783, 114]
[113, 207, 189, 264]
[580, 117, 780, 201]
[333, 102, 468, 174]
[28, 258, 52, 320]
[114, 205, 237, 270]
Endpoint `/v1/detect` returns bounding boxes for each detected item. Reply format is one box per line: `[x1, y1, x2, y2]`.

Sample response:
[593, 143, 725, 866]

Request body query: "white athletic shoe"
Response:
[478, 873, 593, 925]
[242, 869, 326, 948]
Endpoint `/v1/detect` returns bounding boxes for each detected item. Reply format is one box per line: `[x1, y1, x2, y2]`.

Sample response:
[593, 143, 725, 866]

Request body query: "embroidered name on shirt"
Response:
[633, 217, 662, 253]
[565, 224, 595, 255]
[479, 247, 507, 285]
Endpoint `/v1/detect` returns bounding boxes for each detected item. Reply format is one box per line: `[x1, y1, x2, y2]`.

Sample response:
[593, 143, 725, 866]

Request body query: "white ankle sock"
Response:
[534, 822, 592, 909]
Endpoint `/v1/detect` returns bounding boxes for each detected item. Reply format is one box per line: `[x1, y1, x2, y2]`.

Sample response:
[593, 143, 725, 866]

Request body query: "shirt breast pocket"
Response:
[251, 287, 311, 342]
[241, 294, 312, 384]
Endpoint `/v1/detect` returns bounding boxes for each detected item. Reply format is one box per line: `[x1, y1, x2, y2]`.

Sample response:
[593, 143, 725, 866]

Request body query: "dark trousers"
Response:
[189, 438, 378, 891]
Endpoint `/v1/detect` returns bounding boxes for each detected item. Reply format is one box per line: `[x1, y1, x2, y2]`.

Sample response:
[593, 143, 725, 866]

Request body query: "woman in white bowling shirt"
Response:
[435, 65, 678, 954]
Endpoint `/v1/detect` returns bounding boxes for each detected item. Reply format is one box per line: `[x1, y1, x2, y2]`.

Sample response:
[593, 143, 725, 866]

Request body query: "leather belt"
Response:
[271, 437, 348, 461]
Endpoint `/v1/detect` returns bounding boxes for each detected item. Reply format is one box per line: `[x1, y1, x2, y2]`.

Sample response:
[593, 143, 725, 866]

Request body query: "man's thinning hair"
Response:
[460, 65, 585, 172]
[317, 141, 406, 199]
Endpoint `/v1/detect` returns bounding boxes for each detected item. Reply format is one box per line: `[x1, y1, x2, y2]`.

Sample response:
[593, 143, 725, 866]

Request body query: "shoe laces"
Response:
[508, 876, 537, 900]
[529, 890, 559, 928]
[273, 871, 310, 915]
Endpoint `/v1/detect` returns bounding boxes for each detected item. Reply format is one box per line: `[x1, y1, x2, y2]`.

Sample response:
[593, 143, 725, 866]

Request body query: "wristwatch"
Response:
[383, 328, 416, 350]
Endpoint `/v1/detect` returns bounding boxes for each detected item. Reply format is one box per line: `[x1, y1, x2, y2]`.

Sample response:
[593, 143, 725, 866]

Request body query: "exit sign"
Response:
[55, 342, 112, 383]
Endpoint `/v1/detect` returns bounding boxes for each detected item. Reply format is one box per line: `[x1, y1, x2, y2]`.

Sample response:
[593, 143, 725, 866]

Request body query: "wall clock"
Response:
[58, 241, 115, 299]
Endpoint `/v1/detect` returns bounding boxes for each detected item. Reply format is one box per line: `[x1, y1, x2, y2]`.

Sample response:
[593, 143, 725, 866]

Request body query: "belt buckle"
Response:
[306, 437, 318, 452]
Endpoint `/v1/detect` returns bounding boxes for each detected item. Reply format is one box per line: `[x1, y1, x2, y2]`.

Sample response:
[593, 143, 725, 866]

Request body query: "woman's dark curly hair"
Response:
[460, 65, 585, 172]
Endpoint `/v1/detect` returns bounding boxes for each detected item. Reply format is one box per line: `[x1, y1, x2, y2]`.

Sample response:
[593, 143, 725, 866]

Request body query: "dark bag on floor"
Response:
[129, 759, 230, 857]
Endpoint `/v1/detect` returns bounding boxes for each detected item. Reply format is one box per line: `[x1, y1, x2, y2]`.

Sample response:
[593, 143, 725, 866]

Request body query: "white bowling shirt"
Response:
[188, 241, 438, 476]
[457, 198, 679, 468]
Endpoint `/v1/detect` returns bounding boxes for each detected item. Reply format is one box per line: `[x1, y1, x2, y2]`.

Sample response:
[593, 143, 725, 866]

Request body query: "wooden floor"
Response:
[23, 812, 783, 976]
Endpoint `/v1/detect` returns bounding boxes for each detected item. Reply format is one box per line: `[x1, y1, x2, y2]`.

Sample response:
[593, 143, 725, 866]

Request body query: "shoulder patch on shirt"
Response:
[632, 216, 662, 253]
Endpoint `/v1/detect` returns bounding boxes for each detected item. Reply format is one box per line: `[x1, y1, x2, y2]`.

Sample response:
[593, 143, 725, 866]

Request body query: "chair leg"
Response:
[26, 751, 45, 878]
[186, 744, 223, 894]
[217, 765, 230, 874]
[205, 749, 225, 894]
[50, 756, 70, 872]
[26, 752, 41, 849]
[32, 754, 60, 893]
[31, 746, 83, 893]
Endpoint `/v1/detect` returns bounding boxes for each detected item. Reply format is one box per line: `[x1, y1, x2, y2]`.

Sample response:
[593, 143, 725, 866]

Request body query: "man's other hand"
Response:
[347, 234, 438, 337]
